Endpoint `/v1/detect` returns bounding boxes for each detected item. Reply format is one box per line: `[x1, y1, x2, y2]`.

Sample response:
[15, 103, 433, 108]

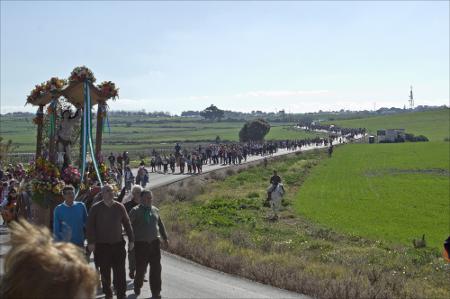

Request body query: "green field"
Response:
[295, 142, 449, 248]
[158, 150, 448, 298]
[0, 116, 324, 153]
[325, 108, 449, 141]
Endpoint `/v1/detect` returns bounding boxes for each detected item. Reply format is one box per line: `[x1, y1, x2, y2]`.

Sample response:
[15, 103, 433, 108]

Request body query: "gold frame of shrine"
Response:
[25, 67, 117, 165]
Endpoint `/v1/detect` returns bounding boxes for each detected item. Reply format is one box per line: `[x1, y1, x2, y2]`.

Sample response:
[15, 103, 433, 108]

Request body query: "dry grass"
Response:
[163, 217, 433, 299]
[153, 150, 449, 299]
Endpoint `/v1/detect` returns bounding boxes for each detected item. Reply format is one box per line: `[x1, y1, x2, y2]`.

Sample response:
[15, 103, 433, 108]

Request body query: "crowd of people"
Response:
[0, 132, 350, 299]
[0, 163, 31, 225]
[0, 133, 350, 227]
[105, 136, 340, 189]
[1, 183, 168, 299]
[0, 136, 344, 226]
[296, 121, 366, 137]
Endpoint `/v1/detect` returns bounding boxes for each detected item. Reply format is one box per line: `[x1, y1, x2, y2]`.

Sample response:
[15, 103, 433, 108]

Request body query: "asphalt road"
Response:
[1, 137, 361, 298]
[161, 250, 296, 298]
[0, 225, 306, 299]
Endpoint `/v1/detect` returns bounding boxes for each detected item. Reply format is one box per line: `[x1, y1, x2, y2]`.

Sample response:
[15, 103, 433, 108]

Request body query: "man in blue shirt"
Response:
[53, 185, 88, 247]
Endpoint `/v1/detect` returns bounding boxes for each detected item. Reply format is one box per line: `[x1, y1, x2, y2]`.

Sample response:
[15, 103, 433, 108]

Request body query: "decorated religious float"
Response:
[24, 66, 119, 227]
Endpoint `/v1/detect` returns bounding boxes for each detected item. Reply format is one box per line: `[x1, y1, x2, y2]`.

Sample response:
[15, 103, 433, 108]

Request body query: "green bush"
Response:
[239, 118, 270, 142]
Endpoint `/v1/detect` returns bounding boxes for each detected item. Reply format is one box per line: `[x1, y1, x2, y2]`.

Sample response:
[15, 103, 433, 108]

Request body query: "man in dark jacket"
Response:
[86, 185, 134, 299]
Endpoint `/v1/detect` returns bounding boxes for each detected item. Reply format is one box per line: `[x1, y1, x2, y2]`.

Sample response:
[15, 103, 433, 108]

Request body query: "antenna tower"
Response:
[409, 86, 414, 109]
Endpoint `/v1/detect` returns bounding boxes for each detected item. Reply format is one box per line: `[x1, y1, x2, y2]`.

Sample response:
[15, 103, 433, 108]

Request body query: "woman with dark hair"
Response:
[135, 166, 149, 188]
[0, 188, 18, 224]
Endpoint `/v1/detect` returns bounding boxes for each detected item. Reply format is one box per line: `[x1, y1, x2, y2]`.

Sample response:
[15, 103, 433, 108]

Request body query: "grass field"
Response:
[0, 116, 324, 153]
[156, 151, 449, 298]
[295, 142, 449, 249]
[325, 108, 449, 141]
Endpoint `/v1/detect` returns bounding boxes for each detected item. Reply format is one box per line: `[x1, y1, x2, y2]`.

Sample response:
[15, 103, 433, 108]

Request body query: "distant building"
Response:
[377, 129, 405, 142]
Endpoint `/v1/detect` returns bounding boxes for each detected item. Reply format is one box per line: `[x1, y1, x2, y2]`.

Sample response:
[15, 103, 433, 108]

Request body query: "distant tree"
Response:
[215, 135, 221, 144]
[181, 110, 201, 117]
[239, 119, 270, 142]
[239, 123, 249, 142]
[0, 137, 18, 162]
[200, 105, 224, 121]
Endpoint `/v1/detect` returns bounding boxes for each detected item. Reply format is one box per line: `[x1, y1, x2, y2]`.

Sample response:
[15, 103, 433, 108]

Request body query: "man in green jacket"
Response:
[129, 190, 169, 299]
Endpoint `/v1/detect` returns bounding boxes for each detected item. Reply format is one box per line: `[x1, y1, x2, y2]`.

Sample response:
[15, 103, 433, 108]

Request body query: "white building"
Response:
[377, 129, 405, 142]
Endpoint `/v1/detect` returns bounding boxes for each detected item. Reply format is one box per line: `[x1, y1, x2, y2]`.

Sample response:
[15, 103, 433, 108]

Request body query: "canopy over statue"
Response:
[25, 66, 118, 166]
[24, 66, 119, 227]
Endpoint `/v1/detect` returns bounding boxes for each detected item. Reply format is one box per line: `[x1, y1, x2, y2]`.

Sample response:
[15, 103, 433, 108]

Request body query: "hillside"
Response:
[325, 108, 449, 141]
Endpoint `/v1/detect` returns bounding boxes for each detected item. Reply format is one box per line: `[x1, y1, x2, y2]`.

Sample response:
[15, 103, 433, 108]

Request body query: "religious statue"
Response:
[57, 108, 81, 166]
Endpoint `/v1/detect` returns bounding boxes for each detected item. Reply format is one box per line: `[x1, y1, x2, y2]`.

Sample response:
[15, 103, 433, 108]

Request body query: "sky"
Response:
[1, 1, 449, 114]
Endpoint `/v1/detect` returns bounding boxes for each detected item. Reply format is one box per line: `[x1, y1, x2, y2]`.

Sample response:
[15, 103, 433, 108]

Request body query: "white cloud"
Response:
[4, 89, 446, 116]
[188, 95, 210, 101]
[234, 90, 329, 98]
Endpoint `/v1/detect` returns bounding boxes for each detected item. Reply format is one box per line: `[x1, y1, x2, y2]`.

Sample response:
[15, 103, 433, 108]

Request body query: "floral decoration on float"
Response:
[97, 81, 119, 100]
[87, 162, 112, 184]
[26, 158, 65, 208]
[44, 77, 67, 93]
[61, 165, 81, 188]
[26, 83, 46, 104]
[69, 66, 96, 83]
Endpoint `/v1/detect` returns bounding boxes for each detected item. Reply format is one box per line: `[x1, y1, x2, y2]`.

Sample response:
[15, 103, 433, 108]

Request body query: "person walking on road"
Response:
[116, 153, 123, 170]
[169, 154, 176, 174]
[162, 156, 169, 174]
[150, 157, 156, 173]
[136, 166, 149, 188]
[124, 166, 134, 191]
[179, 155, 186, 174]
[129, 190, 168, 299]
[86, 185, 135, 299]
[124, 185, 142, 279]
[328, 144, 334, 157]
[267, 170, 281, 200]
[53, 185, 88, 248]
